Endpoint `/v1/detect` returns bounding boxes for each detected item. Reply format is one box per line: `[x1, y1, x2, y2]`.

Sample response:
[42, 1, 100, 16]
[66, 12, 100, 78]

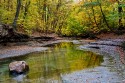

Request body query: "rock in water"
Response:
[9, 61, 29, 74]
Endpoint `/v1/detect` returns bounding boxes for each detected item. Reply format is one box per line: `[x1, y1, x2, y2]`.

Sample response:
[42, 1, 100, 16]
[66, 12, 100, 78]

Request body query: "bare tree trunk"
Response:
[12, 0, 21, 30]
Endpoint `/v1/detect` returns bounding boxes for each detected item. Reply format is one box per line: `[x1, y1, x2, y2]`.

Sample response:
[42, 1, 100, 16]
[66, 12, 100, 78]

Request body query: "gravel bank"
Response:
[79, 39, 125, 82]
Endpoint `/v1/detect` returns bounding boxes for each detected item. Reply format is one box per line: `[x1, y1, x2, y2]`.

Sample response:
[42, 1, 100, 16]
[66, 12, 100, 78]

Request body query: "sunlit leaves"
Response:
[118, 4, 125, 7]
[0, 0, 125, 36]
[83, 2, 100, 7]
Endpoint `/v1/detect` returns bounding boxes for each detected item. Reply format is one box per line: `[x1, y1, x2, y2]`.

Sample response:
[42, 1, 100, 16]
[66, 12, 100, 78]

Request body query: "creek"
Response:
[0, 41, 124, 83]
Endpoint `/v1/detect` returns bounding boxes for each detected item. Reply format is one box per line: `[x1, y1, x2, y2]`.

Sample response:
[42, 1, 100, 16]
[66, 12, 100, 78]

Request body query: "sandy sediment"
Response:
[0, 40, 70, 59]
[0, 46, 48, 59]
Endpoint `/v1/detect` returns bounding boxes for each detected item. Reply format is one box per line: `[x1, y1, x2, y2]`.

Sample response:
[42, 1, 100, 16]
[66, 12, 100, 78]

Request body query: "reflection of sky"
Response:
[13, 74, 26, 82]
[74, 0, 82, 3]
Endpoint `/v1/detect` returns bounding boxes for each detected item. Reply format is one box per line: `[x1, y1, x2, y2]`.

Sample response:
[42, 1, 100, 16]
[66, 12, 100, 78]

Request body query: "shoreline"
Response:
[0, 37, 125, 60]
[0, 46, 48, 59]
[0, 40, 73, 59]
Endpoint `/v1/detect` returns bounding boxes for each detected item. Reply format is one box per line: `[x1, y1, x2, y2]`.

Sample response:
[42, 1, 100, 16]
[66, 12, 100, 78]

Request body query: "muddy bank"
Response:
[0, 46, 48, 59]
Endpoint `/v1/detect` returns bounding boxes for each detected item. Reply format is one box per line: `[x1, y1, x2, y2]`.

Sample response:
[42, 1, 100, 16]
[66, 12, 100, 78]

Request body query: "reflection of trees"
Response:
[87, 52, 103, 68]
[86, 52, 93, 68]
[8, 42, 104, 82]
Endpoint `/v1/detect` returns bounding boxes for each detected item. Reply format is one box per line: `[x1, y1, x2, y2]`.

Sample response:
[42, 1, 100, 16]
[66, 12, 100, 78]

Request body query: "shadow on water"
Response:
[9, 71, 29, 83]
[0, 42, 104, 83]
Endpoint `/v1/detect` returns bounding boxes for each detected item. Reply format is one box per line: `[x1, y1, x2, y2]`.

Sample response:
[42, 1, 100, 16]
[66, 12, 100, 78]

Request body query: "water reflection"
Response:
[0, 42, 103, 83]
[12, 74, 26, 82]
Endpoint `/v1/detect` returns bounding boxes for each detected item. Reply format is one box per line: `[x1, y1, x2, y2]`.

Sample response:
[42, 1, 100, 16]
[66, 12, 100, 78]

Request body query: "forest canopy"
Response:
[0, 0, 125, 37]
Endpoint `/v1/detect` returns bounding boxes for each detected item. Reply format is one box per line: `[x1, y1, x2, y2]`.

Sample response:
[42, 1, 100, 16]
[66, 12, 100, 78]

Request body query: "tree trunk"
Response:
[12, 0, 21, 30]
[23, 0, 30, 19]
[118, 2, 123, 30]
[43, 0, 48, 34]
[98, 0, 110, 29]
[7, 0, 10, 11]
[85, 8, 93, 25]
[90, 0, 99, 29]
[91, 6, 99, 29]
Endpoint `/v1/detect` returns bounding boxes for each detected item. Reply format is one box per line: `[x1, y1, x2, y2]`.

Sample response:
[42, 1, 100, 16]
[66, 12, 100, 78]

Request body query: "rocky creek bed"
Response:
[78, 39, 125, 82]
[0, 39, 125, 83]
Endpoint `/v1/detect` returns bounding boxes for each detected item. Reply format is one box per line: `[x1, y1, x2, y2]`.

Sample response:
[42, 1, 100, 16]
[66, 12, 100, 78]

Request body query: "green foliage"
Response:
[0, 8, 14, 24]
[119, 4, 125, 7]
[84, 2, 100, 7]
[62, 18, 84, 36]
[0, 0, 124, 36]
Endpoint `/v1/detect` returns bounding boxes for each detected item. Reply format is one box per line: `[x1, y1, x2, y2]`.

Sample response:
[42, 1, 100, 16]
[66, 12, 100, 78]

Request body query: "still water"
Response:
[0, 42, 103, 83]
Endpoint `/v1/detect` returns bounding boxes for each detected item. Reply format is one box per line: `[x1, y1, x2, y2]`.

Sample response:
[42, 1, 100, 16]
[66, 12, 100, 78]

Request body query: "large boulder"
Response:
[9, 61, 29, 74]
